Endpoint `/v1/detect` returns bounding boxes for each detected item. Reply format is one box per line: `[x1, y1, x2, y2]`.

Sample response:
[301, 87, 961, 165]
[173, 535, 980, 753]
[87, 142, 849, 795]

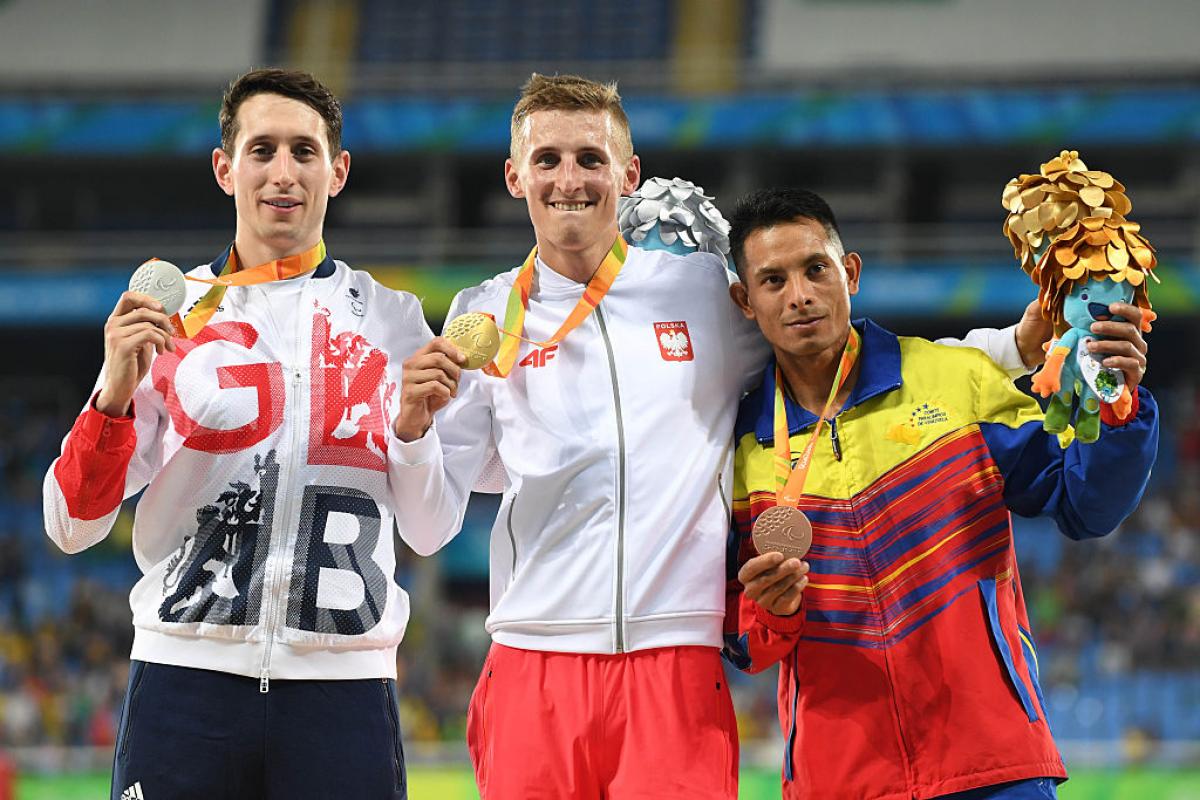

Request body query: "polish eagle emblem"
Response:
[659, 330, 690, 358]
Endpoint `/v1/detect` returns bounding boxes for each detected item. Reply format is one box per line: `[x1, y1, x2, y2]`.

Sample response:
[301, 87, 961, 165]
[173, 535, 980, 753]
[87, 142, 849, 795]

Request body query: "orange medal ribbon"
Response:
[772, 326, 862, 507]
[484, 236, 627, 378]
[178, 240, 327, 338]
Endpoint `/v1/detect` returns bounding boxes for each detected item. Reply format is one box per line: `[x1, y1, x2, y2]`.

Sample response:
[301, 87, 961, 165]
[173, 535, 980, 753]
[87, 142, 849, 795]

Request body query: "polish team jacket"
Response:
[724, 319, 1159, 800]
[391, 246, 1026, 656]
[393, 246, 766, 653]
[43, 249, 433, 685]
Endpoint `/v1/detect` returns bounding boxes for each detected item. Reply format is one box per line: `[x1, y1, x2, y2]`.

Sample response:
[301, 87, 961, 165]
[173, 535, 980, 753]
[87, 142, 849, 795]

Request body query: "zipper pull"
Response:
[829, 418, 842, 462]
[260, 669, 270, 694]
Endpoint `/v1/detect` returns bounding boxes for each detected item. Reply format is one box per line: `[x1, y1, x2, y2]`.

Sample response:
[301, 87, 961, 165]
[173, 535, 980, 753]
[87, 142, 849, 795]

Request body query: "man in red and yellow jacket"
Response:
[722, 188, 1157, 800]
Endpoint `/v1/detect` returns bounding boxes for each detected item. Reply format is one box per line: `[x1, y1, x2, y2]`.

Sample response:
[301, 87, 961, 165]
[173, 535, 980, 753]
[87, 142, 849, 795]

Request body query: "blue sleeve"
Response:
[979, 385, 1158, 540]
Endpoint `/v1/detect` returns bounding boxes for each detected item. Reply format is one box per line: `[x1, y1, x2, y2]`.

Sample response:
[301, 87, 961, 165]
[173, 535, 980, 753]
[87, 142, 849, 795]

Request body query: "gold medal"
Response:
[752, 505, 813, 560]
[444, 312, 502, 370]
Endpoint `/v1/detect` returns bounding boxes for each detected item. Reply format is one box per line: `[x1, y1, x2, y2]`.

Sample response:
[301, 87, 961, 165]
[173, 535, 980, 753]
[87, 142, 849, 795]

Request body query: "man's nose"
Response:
[271, 151, 295, 186]
[556, 159, 585, 195]
[785, 276, 813, 307]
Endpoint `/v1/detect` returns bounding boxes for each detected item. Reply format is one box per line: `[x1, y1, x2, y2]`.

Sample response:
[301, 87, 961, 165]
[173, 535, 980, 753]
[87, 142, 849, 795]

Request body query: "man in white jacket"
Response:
[391, 74, 1047, 799]
[43, 69, 423, 799]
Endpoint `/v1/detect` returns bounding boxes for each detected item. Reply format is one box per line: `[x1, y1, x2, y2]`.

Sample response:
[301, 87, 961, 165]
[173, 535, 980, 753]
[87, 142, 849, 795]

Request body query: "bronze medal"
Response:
[752, 505, 813, 560]
[444, 312, 502, 370]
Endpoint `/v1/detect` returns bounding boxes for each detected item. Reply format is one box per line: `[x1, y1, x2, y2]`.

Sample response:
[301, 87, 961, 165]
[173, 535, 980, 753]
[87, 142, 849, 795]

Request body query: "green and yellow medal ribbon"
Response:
[178, 240, 327, 338]
[484, 236, 627, 378]
[772, 326, 862, 507]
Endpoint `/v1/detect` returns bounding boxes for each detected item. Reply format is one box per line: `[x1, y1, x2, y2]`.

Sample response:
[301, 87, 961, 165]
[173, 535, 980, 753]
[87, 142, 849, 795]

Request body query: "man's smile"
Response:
[264, 197, 302, 213]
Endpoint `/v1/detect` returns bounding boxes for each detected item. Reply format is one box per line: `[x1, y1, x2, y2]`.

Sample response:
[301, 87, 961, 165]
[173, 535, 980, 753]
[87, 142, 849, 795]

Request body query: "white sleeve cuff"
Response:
[993, 324, 1031, 379]
[389, 425, 442, 465]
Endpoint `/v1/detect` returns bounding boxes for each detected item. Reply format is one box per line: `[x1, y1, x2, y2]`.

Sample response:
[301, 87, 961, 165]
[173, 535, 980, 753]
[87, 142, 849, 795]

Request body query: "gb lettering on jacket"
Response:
[149, 305, 396, 634]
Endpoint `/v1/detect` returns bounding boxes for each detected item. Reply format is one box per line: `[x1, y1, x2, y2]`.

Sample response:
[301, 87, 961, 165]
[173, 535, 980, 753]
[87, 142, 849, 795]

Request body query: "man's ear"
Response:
[844, 252, 863, 296]
[621, 154, 641, 195]
[730, 281, 755, 321]
[329, 150, 350, 197]
[212, 148, 234, 197]
[504, 159, 524, 199]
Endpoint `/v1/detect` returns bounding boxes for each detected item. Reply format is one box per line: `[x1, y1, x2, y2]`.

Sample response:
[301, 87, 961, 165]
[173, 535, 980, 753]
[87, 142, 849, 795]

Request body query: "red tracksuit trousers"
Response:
[467, 644, 738, 799]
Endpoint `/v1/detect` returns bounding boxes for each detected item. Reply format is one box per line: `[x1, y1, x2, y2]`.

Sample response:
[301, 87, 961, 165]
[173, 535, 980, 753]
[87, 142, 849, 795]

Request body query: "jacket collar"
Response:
[206, 243, 337, 279]
[752, 318, 903, 444]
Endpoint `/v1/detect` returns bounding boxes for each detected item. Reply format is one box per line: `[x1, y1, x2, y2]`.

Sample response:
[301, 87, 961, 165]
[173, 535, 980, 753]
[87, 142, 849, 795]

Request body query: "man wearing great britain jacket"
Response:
[42, 70, 425, 799]
[389, 74, 1047, 799]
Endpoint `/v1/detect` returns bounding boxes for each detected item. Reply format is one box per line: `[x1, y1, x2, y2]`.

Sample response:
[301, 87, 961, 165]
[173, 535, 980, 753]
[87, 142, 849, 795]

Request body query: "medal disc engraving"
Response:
[752, 505, 813, 560]
[444, 312, 502, 370]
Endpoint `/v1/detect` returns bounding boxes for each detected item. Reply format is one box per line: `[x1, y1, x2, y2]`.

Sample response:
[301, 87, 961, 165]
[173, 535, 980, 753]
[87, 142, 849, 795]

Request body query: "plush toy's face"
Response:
[1064, 278, 1134, 331]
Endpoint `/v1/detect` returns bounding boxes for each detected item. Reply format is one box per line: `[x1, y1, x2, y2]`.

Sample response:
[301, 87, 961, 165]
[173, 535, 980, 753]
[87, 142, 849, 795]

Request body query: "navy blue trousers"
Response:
[111, 661, 406, 799]
[942, 777, 1059, 799]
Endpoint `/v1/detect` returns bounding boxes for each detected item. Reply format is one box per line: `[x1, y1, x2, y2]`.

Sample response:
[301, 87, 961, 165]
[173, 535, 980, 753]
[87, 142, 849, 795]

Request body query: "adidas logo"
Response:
[120, 782, 145, 800]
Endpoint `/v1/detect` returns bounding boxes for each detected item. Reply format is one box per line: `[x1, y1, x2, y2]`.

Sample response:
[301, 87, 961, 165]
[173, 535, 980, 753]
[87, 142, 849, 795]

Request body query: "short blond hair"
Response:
[509, 73, 634, 163]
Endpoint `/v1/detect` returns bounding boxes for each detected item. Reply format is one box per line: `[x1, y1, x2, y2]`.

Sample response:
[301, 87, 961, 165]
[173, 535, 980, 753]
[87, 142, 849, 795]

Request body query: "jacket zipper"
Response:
[505, 491, 519, 576]
[839, 413, 916, 792]
[829, 417, 842, 461]
[258, 286, 308, 692]
[594, 306, 627, 653]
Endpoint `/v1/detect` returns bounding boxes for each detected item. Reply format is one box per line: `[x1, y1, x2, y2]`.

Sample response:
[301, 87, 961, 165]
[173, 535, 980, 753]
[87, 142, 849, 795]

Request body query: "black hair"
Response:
[728, 187, 844, 279]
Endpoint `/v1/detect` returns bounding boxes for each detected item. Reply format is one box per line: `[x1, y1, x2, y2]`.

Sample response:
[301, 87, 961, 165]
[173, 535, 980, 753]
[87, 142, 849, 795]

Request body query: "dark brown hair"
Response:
[219, 68, 343, 158]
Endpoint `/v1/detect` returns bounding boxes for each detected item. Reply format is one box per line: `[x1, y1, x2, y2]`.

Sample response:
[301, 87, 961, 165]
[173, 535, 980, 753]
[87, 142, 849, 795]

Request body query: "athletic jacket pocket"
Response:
[381, 679, 407, 792]
[466, 650, 494, 791]
[116, 660, 148, 761]
[979, 577, 1039, 722]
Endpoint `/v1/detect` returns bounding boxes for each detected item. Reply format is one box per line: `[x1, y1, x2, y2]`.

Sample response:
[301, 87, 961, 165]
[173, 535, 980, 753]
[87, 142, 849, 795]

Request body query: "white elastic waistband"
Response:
[131, 628, 397, 681]
[488, 612, 723, 654]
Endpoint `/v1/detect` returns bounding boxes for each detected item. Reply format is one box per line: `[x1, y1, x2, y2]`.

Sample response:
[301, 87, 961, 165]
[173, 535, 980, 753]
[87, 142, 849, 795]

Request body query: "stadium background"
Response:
[1, 0, 1198, 797]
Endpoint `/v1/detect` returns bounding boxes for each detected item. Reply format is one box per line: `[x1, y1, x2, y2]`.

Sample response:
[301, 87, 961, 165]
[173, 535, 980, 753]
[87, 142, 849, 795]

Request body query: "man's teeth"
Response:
[552, 202, 588, 211]
[267, 200, 298, 208]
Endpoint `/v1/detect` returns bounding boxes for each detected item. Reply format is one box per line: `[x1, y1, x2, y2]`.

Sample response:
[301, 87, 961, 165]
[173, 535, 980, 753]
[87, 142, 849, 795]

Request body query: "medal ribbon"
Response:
[772, 326, 862, 507]
[178, 240, 327, 338]
[484, 235, 627, 378]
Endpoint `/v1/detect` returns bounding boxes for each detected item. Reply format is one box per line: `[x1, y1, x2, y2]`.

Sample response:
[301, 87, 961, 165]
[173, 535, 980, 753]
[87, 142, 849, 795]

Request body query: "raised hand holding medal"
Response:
[751, 326, 862, 559]
[396, 236, 627, 442]
[100, 242, 328, 419]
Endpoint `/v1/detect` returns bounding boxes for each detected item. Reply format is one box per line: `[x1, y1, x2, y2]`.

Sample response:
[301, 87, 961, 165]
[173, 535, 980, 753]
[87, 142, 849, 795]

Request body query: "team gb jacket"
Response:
[43, 249, 433, 686]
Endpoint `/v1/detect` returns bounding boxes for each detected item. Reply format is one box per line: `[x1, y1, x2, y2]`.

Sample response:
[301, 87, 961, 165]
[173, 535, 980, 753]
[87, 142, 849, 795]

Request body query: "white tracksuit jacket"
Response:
[391, 245, 1026, 654]
[43, 253, 432, 685]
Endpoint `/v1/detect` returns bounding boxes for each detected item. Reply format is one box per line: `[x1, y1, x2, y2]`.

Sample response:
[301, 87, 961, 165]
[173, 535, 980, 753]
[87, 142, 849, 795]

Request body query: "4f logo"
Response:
[654, 321, 694, 362]
[519, 344, 558, 369]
